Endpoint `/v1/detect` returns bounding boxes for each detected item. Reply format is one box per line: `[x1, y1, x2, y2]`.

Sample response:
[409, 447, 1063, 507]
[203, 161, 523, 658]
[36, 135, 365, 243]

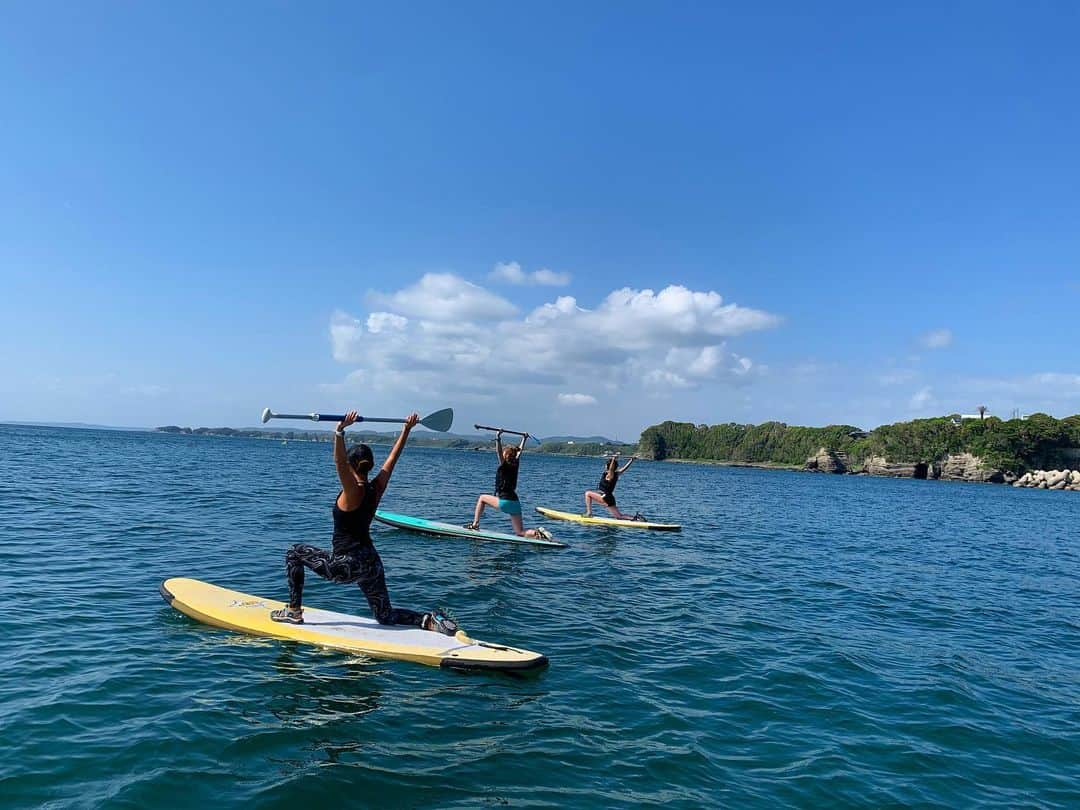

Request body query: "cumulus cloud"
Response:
[909, 386, 934, 409]
[329, 276, 780, 403]
[366, 312, 408, 333]
[919, 328, 953, 349]
[490, 261, 571, 286]
[370, 272, 517, 321]
[557, 393, 597, 406]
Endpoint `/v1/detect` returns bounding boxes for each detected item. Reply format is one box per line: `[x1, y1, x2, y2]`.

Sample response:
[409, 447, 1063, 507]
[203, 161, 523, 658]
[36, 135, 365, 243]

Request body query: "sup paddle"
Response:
[262, 407, 454, 432]
[474, 424, 541, 444]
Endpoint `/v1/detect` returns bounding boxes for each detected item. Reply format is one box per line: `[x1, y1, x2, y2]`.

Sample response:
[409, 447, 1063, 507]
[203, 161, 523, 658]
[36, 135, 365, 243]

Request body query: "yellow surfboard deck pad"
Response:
[160, 577, 548, 673]
[535, 506, 681, 531]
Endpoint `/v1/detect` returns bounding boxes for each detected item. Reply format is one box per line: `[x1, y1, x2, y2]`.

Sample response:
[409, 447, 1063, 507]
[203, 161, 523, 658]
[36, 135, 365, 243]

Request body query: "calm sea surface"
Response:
[1, 424, 1078, 808]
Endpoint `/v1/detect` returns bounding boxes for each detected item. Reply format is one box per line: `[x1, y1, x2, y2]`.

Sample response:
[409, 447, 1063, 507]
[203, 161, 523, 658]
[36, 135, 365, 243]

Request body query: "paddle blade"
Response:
[420, 408, 454, 432]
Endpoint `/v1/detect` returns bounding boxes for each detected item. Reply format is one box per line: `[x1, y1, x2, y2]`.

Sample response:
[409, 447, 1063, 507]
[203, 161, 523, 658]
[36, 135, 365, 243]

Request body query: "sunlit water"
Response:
[1, 424, 1078, 807]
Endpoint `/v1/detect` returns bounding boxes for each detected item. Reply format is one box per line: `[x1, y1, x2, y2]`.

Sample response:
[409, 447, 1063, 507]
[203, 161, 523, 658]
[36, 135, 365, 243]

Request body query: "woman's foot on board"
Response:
[423, 611, 459, 636]
[631, 513, 646, 522]
[463, 521, 480, 531]
[270, 607, 304, 624]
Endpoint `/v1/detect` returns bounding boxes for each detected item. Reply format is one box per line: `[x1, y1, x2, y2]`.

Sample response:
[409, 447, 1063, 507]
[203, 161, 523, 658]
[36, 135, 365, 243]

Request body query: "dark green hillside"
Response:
[637, 414, 1080, 475]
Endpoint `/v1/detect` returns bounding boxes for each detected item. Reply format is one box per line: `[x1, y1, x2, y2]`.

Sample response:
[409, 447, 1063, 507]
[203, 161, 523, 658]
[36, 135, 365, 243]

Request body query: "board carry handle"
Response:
[263, 407, 454, 433]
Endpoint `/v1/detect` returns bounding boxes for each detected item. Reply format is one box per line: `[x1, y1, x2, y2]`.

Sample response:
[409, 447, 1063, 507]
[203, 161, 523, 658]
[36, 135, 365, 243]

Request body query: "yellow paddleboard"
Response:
[535, 506, 681, 531]
[160, 577, 548, 673]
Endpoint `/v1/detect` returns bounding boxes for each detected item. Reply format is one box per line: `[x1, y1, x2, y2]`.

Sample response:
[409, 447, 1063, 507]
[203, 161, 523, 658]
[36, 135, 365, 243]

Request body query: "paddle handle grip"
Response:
[474, 424, 529, 437]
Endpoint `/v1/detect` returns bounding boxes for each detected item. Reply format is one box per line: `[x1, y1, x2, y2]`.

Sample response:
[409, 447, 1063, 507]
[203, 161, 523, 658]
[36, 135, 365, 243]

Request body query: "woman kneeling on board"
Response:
[585, 455, 642, 520]
[271, 410, 457, 634]
[465, 430, 550, 539]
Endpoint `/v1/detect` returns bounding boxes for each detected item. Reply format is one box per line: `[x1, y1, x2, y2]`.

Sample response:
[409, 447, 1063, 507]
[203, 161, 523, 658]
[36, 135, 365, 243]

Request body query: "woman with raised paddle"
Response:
[270, 410, 458, 635]
[584, 454, 643, 520]
[465, 429, 551, 539]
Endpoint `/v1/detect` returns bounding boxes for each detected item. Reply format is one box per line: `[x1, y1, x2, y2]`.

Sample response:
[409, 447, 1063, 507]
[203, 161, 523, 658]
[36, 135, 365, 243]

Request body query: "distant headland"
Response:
[637, 413, 1080, 491]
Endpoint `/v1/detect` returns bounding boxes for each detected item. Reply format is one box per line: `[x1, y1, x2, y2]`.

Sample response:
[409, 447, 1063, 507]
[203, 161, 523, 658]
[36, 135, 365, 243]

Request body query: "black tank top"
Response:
[598, 469, 618, 496]
[495, 460, 519, 500]
[331, 483, 377, 555]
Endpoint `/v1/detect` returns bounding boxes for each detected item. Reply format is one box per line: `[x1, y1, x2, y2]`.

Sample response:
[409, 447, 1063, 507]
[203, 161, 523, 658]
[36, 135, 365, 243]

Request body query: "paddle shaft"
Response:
[271, 413, 405, 424]
[262, 407, 454, 432]
[474, 424, 529, 437]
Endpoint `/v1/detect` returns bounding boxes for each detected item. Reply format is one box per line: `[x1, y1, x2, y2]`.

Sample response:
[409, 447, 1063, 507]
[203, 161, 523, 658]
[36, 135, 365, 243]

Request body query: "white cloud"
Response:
[370, 272, 517, 321]
[329, 277, 781, 406]
[909, 386, 934, 409]
[366, 312, 407, 333]
[557, 393, 597, 406]
[490, 261, 571, 286]
[533, 268, 571, 286]
[643, 369, 691, 389]
[919, 328, 953, 349]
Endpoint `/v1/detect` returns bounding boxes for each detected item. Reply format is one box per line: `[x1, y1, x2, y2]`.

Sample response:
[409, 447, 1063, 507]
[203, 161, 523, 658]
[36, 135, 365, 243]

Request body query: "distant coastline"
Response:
[637, 413, 1080, 489]
[153, 425, 634, 457]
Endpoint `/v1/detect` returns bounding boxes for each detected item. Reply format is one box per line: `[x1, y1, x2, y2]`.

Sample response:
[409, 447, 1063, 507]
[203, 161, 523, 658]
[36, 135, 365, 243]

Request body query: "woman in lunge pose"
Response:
[271, 410, 456, 633]
[466, 430, 550, 539]
[584, 454, 642, 520]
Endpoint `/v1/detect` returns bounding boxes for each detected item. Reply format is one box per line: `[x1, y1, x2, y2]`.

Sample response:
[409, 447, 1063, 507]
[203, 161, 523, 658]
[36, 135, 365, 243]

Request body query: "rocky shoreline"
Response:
[802, 447, 1078, 492]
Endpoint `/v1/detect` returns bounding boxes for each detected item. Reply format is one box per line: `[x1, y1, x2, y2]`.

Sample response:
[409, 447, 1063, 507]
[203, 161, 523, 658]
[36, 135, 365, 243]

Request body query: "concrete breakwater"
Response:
[1012, 469, 1080, 491]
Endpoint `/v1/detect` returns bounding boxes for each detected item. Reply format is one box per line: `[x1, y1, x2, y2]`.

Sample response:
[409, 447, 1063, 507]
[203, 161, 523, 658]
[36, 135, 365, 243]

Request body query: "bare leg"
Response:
[586, 492, 628, 520]
[510, 513, 542, 538]
[605, 502, 629, 520]
[472, 494, 499, 528]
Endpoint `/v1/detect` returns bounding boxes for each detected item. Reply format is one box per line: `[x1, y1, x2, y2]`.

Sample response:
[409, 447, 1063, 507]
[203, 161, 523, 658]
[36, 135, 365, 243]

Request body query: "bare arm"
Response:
[518, 433, 529, 451]
[495, 430, 504, 461]
[618, 457, 635, 474]
[373, 412, 418, 500]
[334, 411, 364, 509]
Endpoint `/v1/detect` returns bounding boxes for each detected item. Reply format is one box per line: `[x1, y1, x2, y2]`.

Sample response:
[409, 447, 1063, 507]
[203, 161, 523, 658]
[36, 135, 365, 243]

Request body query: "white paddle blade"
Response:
[261, 408, 273, 424]
[420, 408, 454, 432]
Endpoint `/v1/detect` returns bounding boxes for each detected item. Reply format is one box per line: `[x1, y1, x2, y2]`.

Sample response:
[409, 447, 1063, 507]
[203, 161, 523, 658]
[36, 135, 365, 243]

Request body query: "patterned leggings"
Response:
[285, 543, 425, 627]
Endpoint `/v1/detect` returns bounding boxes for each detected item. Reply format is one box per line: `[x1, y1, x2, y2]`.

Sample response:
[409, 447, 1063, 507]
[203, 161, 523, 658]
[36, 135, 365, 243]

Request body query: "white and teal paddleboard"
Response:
[375, 510, 566, 548]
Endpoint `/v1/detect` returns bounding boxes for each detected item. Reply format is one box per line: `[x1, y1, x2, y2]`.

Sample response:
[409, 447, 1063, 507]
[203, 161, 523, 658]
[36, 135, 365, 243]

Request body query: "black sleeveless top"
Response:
[495, 460, 519, 501]
[598, 469, 619, 496]
[331, 482, 377, 555]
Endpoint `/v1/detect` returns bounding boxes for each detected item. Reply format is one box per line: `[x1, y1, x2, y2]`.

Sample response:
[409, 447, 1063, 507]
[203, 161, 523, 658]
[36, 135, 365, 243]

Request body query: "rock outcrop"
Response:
[804, 447, 849, 474]
[1012, 469, 1080, 492]
[862, 455, 930, 478]
[938, 453, 1005, 483]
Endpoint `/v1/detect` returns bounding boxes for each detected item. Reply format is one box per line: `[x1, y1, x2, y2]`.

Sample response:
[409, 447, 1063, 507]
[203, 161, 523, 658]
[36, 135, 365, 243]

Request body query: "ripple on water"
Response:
[1, 425, 1079, 808]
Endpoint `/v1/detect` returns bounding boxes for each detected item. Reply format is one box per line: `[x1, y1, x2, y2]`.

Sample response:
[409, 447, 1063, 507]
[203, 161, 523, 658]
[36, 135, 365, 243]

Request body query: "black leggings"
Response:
[285, 543, 425, 627]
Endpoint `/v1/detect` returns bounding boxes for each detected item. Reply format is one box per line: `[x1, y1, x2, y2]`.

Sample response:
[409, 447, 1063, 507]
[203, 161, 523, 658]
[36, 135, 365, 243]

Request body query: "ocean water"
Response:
[1, 424, 1078, 808]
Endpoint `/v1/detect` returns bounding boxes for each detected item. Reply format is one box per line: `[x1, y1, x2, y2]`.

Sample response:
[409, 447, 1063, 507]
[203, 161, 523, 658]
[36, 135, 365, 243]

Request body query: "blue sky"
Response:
[1, 2, 1078, 439]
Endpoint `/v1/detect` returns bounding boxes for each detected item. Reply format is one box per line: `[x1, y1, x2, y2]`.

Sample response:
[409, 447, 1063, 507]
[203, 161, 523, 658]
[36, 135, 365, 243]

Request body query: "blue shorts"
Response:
[497, 498, 522, 516]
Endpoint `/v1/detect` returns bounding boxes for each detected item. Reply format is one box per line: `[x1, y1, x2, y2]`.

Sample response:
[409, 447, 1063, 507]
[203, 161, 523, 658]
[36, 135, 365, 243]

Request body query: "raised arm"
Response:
[373, 412, 418, 500]
[494, 430, 504, 461]
[518, 432, 529, 451]
[334, 411, 364, 509]
[618, 456, 635, 474]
